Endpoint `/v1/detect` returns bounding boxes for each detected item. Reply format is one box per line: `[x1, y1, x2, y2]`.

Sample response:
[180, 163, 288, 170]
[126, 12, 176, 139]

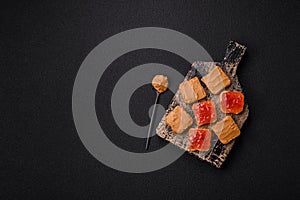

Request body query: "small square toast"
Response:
[188, 128, 212, 152]
[165, 106, 193, 134]
[201, 66, 231, 94]
[192, 100, 217, 126]
[220, 91, 244, 114]
[179, 77, 206, 104]
[212, 116, 240, 144]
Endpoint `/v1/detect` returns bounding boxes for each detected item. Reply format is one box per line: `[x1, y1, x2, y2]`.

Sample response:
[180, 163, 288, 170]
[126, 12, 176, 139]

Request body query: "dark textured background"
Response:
[1, 0, 299, 199]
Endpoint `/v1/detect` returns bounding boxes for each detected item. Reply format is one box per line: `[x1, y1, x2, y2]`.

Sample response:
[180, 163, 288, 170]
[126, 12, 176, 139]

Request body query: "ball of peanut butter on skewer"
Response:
[152, 75, 168, 93]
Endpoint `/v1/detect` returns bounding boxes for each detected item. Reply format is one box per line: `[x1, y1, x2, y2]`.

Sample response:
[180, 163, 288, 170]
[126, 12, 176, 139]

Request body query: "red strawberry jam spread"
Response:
[220, 91, 244, 114]
[192, 100, 217, 126]
[188, 128, 211, 151]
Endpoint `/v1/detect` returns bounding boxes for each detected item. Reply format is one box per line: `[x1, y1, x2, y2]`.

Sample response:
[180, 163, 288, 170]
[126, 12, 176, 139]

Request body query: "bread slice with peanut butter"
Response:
[165, 106, 193, 134]
[201, 66, 231, 94]
[178, 77, 206, 104]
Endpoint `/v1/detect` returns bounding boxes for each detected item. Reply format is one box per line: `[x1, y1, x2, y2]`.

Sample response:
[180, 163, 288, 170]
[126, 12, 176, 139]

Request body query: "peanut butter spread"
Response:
[179, 77, 206, 104]
[201, 66, 231, 94]
[212, 116, 240, 144]
[152, 75, 168, 93]
[165, 106, 193, 134]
